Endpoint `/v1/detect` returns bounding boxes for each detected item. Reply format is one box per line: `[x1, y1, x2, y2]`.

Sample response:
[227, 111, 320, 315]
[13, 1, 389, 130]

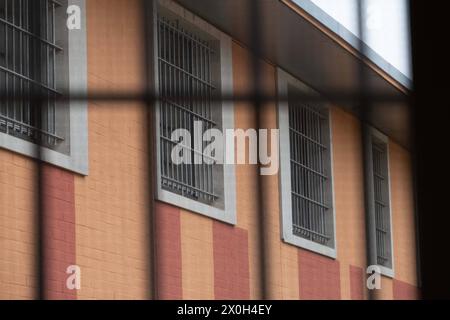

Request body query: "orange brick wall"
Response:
[155, 202, 182, 299]
[180, 210, 215, 299]
[232, 42, 302, 300]
[0, 152, 37, 299]
[73, 0, 151, 300]
[389, 141, 420, 298]
[393, 279, 420, 300]
[331, 107, 368, 299]
[0, 1, 420, 301]
[213, 222, 250, 299]
[42, 165, 77, 300]
[233, 46, 367, 300]
[229, 42, 419, 300]
[349, 265, 365, 300]
[231, 43, 271, 300]
[298, 249, 341, 299]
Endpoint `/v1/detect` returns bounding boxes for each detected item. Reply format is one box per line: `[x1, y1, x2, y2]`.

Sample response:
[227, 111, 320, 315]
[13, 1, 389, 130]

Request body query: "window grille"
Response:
[157, 14, 217, 204]
[372, 140, 392, 267]
[0, 0, 63, 146]
[289, 100, 332, 245]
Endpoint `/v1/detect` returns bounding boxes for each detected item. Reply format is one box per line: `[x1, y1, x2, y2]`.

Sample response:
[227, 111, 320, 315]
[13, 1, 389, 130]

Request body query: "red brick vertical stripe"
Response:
[393, 279, 421, 300]
[298, 249, 341, 300]
[349, 265, 365, 300]
[154, 202, 182, 299]
[42, 165, 76, 300]
[213, 222, 250, 299]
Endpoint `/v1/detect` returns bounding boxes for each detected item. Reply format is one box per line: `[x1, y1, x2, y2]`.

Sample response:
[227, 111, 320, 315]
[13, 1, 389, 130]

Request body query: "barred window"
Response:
[278, 69, 336, 257]
[0, 0, 63, 147]
[0, 0, 88, 175]
[288, 90, 333, 247]
[372, 139, 393, 268]
[157, 14, 217, 204]
[154, 3, 236, 224]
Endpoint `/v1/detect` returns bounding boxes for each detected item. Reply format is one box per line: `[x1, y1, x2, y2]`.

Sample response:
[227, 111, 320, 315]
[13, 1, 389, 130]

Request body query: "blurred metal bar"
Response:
[142, 0, 157, 300]
[410, 0, 449, 299]
[247, 0, 269, 300]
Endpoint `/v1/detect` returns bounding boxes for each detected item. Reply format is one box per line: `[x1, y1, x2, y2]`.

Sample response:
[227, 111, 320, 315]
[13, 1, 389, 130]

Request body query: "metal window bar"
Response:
[157, 15, 217, 204]
[289, 102, 331, 245]
[372, 142, 391, 266]
[0, 0, 63, 146]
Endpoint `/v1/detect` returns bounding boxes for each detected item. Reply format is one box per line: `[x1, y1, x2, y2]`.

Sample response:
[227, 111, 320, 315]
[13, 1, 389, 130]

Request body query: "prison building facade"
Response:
[0, 0, 419, 300]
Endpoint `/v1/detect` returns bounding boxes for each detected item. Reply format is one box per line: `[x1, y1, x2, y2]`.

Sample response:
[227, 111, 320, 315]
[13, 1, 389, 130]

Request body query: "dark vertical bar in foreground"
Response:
[37, 102, 44, 300]
[248, 0, 268, 300]
[34, 0, 45, 300]
[355, 0, 377, 300]
[410, 0, 450, 299]
[142, 0, 158, 300]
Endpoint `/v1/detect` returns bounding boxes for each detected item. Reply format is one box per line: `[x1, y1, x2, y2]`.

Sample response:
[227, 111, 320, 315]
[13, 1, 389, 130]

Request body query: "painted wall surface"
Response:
[389, 141, 420, 299]
[74, 0, 151, 300]
[0, 152, 37, 299]
[331, 107, 367, 300]
[0, 0, 419, 300]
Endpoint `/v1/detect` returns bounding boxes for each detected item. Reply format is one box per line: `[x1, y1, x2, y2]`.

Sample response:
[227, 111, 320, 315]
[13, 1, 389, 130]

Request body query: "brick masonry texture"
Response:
[41, 165, 77, 300]
[232, 41, 301, 300]
[0, 152, 37, 299]
[0, 0, 421, 300]
[298, 249, 341, 300]
[393, 279, 421, 300]
[180, 210, 215, 299]
[73, 0, 151, 300]
[331, 107, 368, 299]
[389, 141, 419, 287]
[213, 221, 250, 299]
[155, 202, 182, 300]
[349, 265, 364, 300]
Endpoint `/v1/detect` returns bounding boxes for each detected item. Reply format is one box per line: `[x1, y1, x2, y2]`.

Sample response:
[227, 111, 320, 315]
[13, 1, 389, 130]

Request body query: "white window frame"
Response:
[277, 68, 337, 258]
[152, 0, 236, 224]
[0, 0, 88, 175]
[366, 126, 395, 278]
